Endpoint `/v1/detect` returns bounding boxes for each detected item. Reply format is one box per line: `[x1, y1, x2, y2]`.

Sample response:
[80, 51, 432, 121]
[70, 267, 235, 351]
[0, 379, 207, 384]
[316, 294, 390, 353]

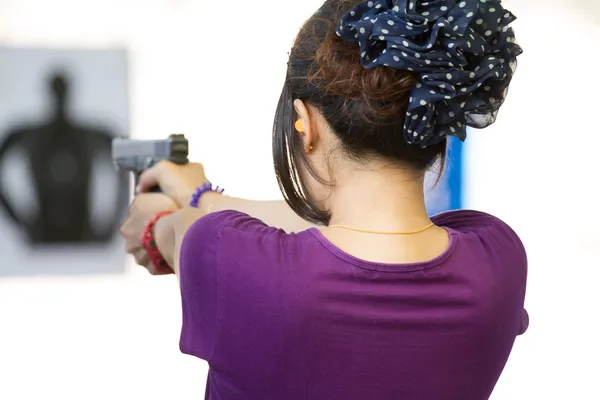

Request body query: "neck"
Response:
[52, 95, 67, 117]
[326, 165, 430, 230]
[53, 105, 67, 120]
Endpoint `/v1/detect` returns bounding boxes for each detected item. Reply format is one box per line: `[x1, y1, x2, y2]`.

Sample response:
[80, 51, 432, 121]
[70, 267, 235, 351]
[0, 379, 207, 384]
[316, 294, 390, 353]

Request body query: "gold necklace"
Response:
[329, 222, 435, 235]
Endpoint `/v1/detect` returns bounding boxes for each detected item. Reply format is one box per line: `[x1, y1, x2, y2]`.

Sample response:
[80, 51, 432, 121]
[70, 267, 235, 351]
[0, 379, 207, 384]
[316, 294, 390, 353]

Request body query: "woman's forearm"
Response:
[154, 208, 206, 276]
[199, 192, 316, 233]
[153, 213, 177, 273]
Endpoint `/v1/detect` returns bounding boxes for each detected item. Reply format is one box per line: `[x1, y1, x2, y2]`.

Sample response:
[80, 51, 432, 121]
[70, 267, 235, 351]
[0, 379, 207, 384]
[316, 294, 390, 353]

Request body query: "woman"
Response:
[121, 0, 528, 399]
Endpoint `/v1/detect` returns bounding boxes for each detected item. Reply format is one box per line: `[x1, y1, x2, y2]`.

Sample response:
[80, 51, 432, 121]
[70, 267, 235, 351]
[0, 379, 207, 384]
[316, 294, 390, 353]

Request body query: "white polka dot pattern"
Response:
[336, 0, 522, 147]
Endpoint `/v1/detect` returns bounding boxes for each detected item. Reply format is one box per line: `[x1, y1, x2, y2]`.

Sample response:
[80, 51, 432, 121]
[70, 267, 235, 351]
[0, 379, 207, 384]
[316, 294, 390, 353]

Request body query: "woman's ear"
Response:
[293, 99, 317, 153]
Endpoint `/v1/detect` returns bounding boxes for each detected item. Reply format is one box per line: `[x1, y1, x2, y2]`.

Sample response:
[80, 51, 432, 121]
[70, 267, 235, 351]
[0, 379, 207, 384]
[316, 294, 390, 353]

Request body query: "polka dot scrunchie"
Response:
[336, 0, 522, 147]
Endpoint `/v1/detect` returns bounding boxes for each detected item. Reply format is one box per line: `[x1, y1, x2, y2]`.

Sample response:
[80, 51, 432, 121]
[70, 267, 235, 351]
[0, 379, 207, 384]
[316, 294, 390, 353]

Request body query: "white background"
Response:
[0, 0, 598, 399]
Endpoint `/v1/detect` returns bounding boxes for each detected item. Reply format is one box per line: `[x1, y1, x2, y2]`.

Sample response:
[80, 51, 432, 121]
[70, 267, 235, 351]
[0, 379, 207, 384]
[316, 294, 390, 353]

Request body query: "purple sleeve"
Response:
[178, 210, 274, 361]
[178, 211, 244, 360]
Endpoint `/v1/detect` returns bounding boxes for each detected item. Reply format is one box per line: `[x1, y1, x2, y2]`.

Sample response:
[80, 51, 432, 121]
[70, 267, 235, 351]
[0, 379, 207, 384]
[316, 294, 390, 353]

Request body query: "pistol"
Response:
[111, 133, 189, 193]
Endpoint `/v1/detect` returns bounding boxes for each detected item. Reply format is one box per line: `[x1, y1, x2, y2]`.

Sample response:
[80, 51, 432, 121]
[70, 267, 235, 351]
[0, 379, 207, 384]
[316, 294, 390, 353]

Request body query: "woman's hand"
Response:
[120, 193, 178, 275]
[137, 161, 210, 207]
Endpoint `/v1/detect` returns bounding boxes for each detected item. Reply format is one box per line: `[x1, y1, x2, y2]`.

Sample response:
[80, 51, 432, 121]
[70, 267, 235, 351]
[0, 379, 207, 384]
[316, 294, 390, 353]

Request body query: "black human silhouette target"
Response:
[0, 47, 130, 278]
[0, 71, 128, 246]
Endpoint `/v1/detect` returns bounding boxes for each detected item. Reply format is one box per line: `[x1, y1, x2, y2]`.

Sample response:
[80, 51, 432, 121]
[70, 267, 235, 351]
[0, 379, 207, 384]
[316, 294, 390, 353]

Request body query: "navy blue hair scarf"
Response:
[336, 0, 522, 147]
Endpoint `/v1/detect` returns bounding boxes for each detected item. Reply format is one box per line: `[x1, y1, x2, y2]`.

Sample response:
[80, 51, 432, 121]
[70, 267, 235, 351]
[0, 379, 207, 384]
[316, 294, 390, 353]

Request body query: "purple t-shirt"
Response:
[179, 209, 528, 400]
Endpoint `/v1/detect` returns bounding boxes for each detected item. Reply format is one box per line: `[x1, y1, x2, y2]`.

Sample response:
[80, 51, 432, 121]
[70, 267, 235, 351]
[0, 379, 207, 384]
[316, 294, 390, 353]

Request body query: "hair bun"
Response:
[336, 0, 522, 147]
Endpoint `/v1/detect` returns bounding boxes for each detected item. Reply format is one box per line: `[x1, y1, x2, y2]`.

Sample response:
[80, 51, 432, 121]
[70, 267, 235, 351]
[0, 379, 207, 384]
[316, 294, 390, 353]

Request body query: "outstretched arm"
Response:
[197, 191, 315, 233]
[138, 161, 316, 234]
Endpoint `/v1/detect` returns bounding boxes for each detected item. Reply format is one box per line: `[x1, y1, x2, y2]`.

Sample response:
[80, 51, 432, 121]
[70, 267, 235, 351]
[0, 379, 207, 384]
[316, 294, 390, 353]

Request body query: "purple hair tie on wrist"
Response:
[189, 182, 225, 208]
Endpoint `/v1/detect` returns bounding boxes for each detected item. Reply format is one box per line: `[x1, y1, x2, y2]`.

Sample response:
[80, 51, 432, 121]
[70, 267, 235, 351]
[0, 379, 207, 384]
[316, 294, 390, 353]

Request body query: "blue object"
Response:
[190, 183, 224, 208]
[425, 135, 463, 216]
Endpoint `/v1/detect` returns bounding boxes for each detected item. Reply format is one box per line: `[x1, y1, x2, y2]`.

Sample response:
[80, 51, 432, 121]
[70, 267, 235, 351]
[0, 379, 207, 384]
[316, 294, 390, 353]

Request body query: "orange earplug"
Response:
[295, 119, 304, 133]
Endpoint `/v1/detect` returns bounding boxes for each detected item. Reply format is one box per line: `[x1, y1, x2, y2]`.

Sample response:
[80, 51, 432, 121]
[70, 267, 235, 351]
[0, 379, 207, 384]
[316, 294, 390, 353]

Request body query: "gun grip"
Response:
[134, 173, 162, 194]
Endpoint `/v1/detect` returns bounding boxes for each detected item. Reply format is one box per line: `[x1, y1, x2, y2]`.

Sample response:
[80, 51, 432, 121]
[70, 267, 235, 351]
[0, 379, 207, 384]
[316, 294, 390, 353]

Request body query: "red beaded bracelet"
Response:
[141, 210, 174, 274]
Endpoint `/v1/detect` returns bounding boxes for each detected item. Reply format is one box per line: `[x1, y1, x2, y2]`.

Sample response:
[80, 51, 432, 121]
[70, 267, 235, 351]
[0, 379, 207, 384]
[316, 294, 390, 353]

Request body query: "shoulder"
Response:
[433, 209, 520, 237]
[183, 210, 285, 244]
[433, 209, 527, 262]
[180, 210, 310, 277]
[0, 127, 30, 145]
[180, 210, 293, 262]
[433, 209, 509, 228]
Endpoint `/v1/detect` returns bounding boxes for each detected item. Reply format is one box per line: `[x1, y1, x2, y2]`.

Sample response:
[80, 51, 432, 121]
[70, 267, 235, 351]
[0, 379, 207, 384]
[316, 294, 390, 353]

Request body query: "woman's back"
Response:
[121, 1, 528, 397]
[179, 209, 528, 400]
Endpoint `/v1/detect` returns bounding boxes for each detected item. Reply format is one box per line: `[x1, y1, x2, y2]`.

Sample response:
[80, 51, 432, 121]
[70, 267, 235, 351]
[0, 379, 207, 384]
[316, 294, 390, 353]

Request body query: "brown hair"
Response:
[273, 0, 447, 225]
